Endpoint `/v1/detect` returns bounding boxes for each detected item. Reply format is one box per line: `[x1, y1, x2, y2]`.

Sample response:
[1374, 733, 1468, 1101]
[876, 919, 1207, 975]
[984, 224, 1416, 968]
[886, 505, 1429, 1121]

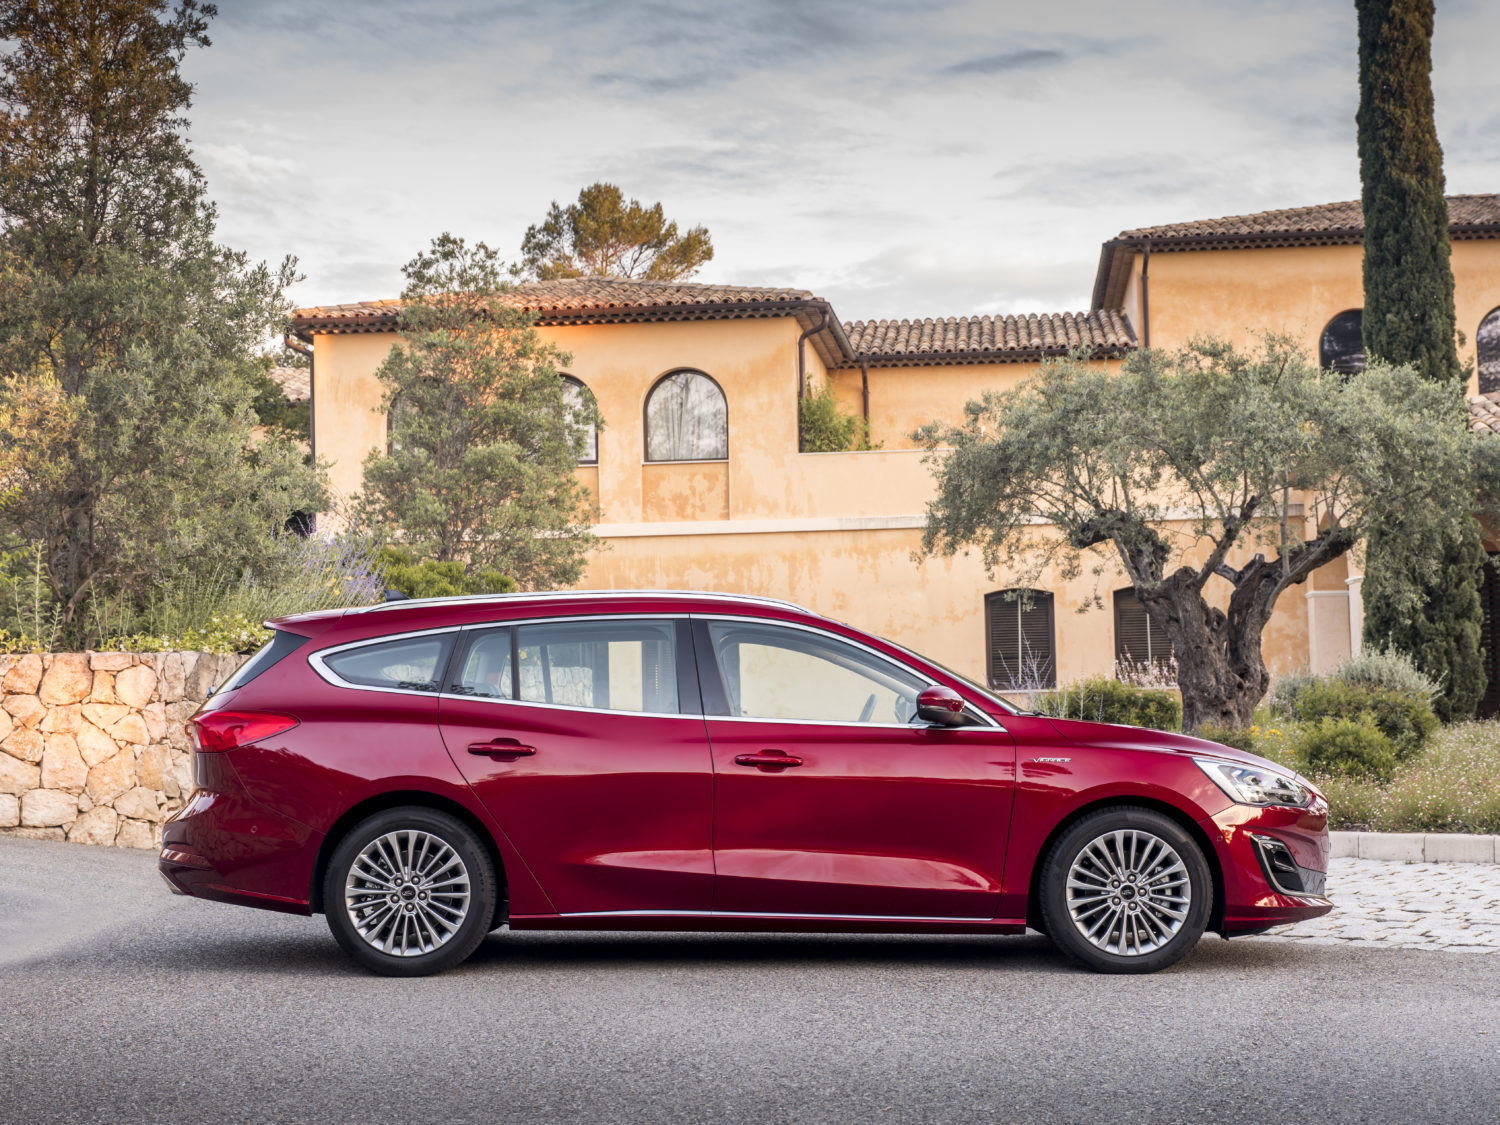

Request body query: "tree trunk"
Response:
[1144, 573, 1269, 732]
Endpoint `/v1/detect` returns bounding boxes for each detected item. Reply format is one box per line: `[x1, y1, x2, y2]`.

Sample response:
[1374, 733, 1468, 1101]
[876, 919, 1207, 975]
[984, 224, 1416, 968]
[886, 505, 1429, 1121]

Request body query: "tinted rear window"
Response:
[322, 635, 449, 693]
[218, 629, 309, 694]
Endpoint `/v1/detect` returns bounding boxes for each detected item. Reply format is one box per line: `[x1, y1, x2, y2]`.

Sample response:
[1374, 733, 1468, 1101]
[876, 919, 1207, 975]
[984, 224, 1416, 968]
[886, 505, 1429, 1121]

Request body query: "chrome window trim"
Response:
[314, 613, 695, 716]
[308, 610, 1000, 731]
[693, 613, 1001, 730]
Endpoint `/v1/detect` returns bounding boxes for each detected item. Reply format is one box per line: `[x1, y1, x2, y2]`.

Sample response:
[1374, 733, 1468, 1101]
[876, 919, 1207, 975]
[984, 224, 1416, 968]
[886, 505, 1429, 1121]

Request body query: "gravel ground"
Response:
[2, 837, 1499, 1125]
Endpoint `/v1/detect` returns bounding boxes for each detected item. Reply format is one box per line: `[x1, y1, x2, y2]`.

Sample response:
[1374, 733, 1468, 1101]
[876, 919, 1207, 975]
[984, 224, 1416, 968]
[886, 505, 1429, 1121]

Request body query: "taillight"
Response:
[187, 711, 299, 752]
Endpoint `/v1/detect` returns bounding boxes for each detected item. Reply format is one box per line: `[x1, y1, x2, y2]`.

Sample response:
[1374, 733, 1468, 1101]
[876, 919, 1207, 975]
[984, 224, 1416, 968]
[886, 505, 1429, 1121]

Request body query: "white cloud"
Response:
[182, 0, 1497, 319]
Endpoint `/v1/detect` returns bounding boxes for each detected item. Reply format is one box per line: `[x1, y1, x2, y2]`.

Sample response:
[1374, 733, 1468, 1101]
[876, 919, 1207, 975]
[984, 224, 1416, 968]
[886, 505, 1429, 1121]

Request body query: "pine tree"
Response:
[0, 0, 326, 635]
[359, 235, 601, 589]
[520, 183, 713, 282]
[1355, 0, 1485, 719]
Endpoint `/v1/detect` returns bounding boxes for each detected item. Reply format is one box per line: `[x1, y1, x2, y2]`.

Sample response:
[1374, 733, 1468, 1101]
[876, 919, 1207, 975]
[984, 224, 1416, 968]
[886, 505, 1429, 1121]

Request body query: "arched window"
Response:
[561, 375, 598, 465]
[1320, 309, 1365, 375]
[385, 392, 417, 454]
[644, 370, 728, 462]
[984, 589, 1055, 691]
[1478, 307, 1500, 394]
[1114, 587, 1174, 674]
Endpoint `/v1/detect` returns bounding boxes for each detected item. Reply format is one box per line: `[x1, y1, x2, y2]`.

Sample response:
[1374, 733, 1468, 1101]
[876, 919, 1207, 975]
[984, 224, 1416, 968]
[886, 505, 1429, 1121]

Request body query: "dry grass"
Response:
[1245, 721, 1500, 834]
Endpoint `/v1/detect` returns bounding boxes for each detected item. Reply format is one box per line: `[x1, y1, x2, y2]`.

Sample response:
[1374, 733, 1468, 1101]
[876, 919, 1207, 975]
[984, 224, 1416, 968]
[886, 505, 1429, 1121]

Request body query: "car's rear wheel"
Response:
[1039, 807, 1211, 974]
[324, 807, 496, 977]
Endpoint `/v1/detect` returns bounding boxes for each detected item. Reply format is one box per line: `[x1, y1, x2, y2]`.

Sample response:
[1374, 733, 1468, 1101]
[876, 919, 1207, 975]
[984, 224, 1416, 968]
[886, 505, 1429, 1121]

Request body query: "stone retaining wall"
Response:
[0, 652, 246, 849]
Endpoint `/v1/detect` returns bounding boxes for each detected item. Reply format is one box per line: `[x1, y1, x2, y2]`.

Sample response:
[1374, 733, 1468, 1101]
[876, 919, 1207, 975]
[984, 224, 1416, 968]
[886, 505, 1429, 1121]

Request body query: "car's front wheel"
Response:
[324, 807, 497, 977]
[1039, 807, 1211, 974]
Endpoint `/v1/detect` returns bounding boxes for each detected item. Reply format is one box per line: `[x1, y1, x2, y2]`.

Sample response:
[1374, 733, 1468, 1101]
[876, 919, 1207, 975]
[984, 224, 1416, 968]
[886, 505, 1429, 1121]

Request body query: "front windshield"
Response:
[880, 637, 1022, 714]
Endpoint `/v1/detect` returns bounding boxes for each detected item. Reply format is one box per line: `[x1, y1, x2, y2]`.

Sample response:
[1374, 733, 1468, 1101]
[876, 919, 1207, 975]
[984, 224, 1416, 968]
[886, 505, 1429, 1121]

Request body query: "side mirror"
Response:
[916, 685, 967, 727]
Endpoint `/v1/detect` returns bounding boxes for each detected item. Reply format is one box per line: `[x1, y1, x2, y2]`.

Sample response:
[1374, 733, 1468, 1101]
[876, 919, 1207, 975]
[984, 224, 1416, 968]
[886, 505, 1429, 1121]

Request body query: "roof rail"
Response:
[355, 588, 814, 615]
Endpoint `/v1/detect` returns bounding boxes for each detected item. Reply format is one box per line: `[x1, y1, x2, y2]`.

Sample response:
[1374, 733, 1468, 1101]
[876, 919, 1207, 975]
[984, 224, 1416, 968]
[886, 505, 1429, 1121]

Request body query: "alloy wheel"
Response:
[1064, 828, 1191, 956]
[343, 829, 472, 957]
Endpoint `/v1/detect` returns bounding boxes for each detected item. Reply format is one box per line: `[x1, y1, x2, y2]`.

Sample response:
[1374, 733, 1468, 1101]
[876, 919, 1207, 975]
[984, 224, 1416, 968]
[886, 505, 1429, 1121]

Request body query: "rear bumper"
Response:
[158, 762, 320, 916]
[1207, 801, 1333, 934]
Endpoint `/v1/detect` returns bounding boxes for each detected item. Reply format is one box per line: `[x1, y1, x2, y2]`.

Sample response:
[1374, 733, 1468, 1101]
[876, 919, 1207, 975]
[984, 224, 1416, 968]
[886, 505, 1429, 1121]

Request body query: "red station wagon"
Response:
[159, 590, 1332, 975]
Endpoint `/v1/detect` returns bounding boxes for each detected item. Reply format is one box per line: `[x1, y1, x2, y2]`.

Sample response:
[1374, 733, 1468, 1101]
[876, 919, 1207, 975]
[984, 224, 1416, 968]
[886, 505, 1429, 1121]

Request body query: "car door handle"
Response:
[733, 749, 803, 771]
[467, 738, 536, 760]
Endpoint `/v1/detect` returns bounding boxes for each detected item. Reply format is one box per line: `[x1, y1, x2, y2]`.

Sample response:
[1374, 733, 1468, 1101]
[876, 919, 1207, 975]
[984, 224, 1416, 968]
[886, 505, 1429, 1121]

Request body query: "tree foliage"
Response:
[519, 182, 713, 282]
[359, 234, 601, 590]
[1357, 0, 1460, 386]
[1356, 0, 1483, 718]
[917, 339, 1482, 729]
[0, 0, 326, 635]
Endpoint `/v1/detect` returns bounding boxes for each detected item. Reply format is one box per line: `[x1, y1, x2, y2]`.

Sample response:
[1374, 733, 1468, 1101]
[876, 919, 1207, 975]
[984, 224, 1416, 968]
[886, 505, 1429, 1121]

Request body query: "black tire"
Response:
[1039, 806, 1211, 974]
[323, 807, 497, 977]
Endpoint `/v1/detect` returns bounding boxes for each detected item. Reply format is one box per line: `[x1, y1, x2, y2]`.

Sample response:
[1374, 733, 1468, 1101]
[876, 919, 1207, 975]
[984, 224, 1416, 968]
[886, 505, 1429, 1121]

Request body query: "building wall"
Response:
[1125, 241, 1500, 394]
[309, 312, 1323, 687]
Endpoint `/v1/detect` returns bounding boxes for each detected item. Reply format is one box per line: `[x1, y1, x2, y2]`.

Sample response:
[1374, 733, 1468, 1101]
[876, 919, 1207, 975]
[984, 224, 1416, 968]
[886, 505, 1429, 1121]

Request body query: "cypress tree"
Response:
[1356, 0, 1485, 719]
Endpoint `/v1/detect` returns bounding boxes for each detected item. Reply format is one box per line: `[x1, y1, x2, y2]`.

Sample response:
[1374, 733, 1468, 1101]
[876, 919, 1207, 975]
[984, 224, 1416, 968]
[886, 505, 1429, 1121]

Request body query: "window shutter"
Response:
[1480, 557, 1500, 719]
[986, 590, 1055, 690]
[1114, 588, 1173, 671]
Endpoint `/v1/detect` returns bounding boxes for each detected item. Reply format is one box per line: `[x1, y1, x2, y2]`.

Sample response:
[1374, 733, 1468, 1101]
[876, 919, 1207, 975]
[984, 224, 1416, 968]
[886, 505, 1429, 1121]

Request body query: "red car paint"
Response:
[160, 591, 1331, 939]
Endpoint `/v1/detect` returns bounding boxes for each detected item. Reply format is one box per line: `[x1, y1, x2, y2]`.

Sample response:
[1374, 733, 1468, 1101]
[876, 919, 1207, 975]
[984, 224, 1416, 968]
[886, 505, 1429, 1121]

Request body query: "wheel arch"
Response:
[309, 790, 508, 920]
[1023, 796, 1226, 936]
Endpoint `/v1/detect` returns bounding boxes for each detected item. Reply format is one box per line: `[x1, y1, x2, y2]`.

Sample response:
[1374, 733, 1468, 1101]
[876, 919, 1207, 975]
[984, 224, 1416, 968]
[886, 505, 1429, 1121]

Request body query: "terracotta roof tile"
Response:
[1093, 194, 1500, 310]
[843, 310, 1135, 364]
[1469, 392, 1500, 434]
[293, 278, 816, 327]
[267, 364, 310, 403]
[1118, 194, 1500, 245]
[294, 278, 1137, 369]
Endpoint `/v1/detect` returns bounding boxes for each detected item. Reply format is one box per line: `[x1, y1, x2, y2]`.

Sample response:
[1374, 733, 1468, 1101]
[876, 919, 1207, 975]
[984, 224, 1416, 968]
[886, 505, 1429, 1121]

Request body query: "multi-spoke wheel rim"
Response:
[344, 829, 471, 958]
[1065, 829, 1191, 956]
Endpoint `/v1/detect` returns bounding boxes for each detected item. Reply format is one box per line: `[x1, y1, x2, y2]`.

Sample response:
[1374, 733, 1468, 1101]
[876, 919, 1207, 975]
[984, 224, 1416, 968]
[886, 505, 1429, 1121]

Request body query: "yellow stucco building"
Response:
[291, 196, 1500, 701]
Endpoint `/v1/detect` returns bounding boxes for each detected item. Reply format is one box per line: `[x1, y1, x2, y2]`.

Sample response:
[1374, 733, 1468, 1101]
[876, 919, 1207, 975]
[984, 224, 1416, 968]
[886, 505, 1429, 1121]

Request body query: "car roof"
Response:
[270, 589, 816, 632]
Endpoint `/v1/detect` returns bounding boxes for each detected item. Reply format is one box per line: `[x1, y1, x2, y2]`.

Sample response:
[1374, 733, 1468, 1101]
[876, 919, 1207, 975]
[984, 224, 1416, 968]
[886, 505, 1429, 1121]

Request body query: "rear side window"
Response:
[515, 619, 677, 713]
[218, 629, 309, 693]
[322, 635, 450, 693]
[449, 628, 514, 699]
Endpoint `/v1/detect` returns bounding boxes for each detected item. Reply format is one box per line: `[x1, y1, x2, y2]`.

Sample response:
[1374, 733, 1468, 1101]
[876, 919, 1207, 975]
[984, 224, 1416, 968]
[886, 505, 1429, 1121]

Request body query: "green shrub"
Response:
[1296, 717, 1400, 781]
[1292, 680, 1438, 760]
[1316, 722, 1500, 834]
[1271, 648, 1438, 720]
[1190, 723, 1258, 752]
[798, 381, 874, 452]
[1334, 646, 1440, 702]
[379, 547, 517, 599]
[1032, 676, 1182, 731]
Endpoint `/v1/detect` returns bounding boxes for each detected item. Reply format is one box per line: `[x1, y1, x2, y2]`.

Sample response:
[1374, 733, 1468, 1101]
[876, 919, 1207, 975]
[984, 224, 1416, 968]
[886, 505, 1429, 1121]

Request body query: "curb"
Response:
[1329, 831, 1500, 864]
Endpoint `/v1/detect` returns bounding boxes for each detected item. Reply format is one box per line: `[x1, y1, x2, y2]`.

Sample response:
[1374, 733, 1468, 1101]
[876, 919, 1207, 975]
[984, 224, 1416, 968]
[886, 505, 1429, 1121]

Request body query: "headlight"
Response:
[1193, 757, 1313, 808]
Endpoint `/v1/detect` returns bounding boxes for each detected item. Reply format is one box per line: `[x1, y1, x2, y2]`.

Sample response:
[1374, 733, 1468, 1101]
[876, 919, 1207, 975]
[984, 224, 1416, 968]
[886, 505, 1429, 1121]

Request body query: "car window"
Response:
[450, 629, 513, 699]
[322, 635, 448, 692]
[706, 621, 926, 724]
[516, 619, 678, 713]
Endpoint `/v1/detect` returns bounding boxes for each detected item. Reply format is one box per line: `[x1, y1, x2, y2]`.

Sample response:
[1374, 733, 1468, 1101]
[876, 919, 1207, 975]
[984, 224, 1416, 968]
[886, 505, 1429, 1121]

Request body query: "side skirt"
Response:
[508, 911, 1029, 935]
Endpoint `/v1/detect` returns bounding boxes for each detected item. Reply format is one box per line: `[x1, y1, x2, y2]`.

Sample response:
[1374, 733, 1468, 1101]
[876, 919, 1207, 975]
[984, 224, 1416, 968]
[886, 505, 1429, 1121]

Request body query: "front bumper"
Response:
[1207, 801, 1333, 935]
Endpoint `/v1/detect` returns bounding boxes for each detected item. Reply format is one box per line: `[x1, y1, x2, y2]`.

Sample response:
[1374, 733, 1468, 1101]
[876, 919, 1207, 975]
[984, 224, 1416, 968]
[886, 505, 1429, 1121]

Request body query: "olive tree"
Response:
[917, 338, 1481, 730]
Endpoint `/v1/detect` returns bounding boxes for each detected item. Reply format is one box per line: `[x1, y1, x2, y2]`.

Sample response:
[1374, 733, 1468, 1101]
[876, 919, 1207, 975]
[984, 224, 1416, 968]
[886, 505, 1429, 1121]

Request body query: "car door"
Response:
[698, 617, 1016, 920]
[437, 616, 713, 916]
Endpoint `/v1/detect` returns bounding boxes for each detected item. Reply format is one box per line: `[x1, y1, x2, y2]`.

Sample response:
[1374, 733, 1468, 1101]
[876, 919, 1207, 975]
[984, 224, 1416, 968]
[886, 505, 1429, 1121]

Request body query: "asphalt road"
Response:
[2, 836, 1498, 1125]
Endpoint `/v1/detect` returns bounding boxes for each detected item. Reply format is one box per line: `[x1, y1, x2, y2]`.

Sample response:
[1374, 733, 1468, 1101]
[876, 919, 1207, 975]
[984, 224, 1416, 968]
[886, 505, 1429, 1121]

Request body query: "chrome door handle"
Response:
[467, 738, 536, 760]
[733, 749, 803, 771]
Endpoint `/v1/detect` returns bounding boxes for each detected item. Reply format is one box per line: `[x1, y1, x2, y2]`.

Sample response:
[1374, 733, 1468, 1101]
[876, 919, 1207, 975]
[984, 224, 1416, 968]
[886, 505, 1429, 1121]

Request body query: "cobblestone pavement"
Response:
[1253, 857, 1500, 953]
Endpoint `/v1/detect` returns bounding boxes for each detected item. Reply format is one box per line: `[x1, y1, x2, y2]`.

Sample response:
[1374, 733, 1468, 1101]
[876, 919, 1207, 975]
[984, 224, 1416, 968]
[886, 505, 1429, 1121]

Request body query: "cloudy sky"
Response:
[186, 0, 1500, 322]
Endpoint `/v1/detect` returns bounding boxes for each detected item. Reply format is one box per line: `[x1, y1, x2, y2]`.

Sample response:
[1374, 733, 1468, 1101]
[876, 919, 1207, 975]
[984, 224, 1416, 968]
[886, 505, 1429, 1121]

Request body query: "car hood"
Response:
[1042, 716, 1281, 770]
